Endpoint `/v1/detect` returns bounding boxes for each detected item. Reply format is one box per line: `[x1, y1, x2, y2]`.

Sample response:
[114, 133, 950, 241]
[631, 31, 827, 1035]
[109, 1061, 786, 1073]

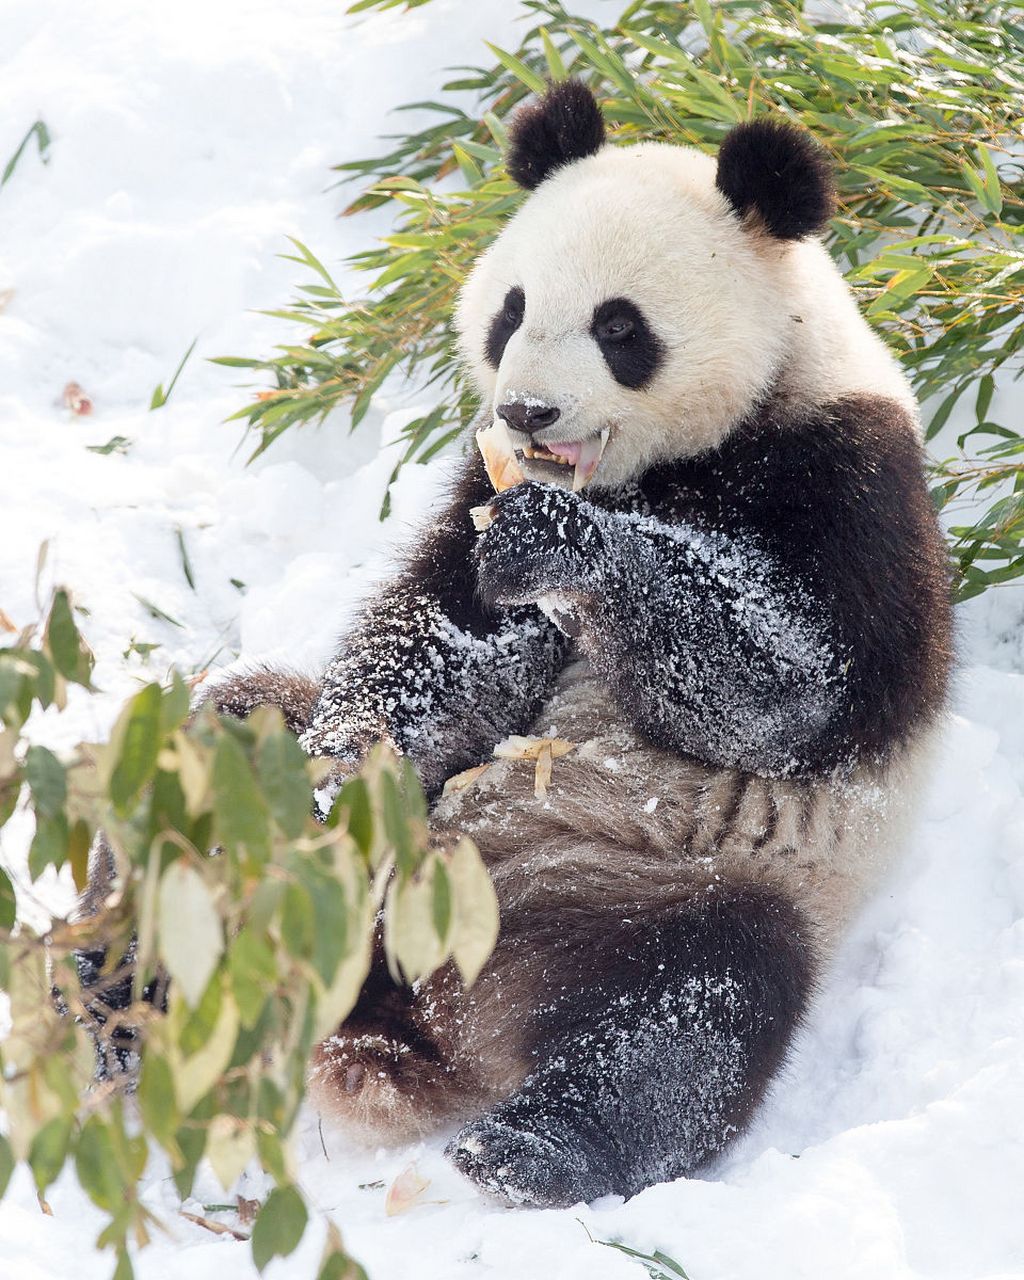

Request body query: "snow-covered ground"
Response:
[2, 2, 1023, 1278]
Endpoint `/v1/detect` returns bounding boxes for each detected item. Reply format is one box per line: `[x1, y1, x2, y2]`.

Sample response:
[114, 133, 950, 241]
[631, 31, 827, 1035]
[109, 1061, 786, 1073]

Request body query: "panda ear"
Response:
[506, 79, 606, 190]
[715, 120, 835, 240]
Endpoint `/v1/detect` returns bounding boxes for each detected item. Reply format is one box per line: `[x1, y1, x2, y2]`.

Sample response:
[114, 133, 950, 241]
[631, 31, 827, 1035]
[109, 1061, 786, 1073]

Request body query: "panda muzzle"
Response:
[475, 420, 609, 499]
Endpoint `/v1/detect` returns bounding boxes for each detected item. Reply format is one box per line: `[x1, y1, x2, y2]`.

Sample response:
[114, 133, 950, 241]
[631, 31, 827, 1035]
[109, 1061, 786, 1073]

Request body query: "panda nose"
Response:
[496, 402, 561, 434]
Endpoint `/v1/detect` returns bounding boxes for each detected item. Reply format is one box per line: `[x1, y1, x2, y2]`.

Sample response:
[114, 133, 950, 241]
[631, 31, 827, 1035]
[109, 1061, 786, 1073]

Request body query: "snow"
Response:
[2, 2, 1024, 1278]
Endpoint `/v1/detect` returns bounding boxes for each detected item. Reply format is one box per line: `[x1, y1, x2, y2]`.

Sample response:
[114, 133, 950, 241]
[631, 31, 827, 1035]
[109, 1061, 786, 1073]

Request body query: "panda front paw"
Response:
[474, 481, 603, 608]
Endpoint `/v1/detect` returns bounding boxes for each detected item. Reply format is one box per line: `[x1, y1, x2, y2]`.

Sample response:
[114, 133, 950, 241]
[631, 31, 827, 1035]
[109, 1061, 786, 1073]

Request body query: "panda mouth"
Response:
[518, 428, 610, 492]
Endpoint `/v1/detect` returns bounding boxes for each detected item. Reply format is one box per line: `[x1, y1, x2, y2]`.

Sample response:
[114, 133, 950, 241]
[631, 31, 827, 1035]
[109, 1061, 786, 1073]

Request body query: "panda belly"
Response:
[432, 656, 920, 951]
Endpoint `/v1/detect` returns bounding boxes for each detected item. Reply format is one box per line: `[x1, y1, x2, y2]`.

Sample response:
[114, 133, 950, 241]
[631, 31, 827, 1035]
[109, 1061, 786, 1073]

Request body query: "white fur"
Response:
[456, 141, 915, 490]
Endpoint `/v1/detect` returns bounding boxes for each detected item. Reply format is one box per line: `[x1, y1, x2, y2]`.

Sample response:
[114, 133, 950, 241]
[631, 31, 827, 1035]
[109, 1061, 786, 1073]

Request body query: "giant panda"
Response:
[210, 80, 953, 1207]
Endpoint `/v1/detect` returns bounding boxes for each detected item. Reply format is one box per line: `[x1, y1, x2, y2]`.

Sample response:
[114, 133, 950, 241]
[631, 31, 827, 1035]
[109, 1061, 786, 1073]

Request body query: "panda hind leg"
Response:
[199, 665, 321, 736]
[446, 885, 813, 1208]
[309, 947, 492, 1143]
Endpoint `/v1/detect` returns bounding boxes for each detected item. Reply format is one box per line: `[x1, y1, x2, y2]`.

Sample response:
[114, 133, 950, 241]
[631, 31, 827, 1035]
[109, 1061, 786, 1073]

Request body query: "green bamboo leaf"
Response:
[431, 856, 452, 945]
[281, 882, 315, 960]
[379, 768, 418, 876]
[256, 727, 310, 840]
[45, 589, 94, 686]
[229, 928, 278, 1028]
[484, 42, 547, 96]
[28, 1117, 72, 1194]
[976, 144, 1003, 216]
[540, 27, 568, 82]
[108, 683, 163, 815]
[213, 733, 271, 863]
[25, 745, 65, 819]
[251, 1185, 308, 1273]
[138, 1053, 180, 1150]
[452, 141, 482, 185]
[0, 1134, 14, 1198]
[75, 1117, 122, 1211]
[925, 384, 966, 441]
[0, 866, 15, 930]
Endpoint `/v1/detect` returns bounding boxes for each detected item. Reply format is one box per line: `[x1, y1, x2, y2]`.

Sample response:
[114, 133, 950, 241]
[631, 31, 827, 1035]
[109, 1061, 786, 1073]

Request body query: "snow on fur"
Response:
[0, 2, 1022, 1278]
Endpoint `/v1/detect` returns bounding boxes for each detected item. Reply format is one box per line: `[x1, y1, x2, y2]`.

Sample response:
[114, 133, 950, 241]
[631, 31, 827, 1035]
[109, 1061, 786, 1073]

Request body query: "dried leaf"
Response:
[180, 1210, 249, 1242]
[492, 734, 576, 762]
[61, 382, 93, 416]
[384, 1162, 430, 1216]
[469, 503, 495, 532]
[236, 1195, 259, 1226]
[442, 763, 493, 795]
[534, 743, 553, 800]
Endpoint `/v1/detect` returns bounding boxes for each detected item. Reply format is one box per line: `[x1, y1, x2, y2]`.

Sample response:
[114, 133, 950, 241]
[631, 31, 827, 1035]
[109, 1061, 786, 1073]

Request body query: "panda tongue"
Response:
[544, 435, 607, 491]
[545, 441, 583, 465]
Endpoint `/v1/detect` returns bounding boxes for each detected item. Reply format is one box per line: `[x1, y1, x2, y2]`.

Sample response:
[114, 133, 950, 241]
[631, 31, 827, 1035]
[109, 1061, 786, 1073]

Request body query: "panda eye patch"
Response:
[485, 285, 526, 369]
[591, 297, 664, 390]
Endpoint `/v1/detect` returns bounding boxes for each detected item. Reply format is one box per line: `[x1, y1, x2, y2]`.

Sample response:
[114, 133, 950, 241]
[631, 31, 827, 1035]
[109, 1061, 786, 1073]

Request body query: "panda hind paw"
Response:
[445, 1113, 607, 1209]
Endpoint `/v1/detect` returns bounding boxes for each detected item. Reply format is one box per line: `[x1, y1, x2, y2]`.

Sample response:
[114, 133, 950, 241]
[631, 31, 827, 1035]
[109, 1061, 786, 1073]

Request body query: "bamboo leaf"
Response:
[158, 863, 224, 1008]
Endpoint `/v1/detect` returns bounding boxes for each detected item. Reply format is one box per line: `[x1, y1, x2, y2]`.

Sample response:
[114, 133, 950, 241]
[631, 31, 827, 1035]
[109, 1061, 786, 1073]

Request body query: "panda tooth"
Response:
[572, 429, 610, 492]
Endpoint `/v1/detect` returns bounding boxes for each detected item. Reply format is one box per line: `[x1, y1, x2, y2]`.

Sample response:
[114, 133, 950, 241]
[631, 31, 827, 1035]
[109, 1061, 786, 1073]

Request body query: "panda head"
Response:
[456, 80, 836, 491]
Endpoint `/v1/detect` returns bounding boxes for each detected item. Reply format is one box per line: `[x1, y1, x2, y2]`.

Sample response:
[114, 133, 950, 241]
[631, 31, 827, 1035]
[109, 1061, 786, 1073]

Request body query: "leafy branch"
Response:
[0, 591, 497, 1278]
[219, 0, 1024, 594]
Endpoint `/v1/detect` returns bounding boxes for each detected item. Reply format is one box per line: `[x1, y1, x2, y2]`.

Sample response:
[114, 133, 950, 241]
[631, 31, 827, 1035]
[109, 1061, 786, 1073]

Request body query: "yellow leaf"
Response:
[385, 1162, 430, 1217]
[442, 763, 493, 795]
[206, 1115, 256, 1192]
[157, 862, 223, 1008]
[448, 837, 499, 987]
[159, 986, 240, 1114]
[534, 743, 553, 801]
[492, 734, 576, 761]
[384, 869, 445, 985]
[173, 732, 213, 817]
[312, 853, 374, 1040]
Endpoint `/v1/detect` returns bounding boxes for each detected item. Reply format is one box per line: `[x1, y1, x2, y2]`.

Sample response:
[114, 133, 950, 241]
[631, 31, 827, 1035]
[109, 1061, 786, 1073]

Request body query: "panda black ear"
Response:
[715, 120, 835, 240]
[506, 79, 606, 190]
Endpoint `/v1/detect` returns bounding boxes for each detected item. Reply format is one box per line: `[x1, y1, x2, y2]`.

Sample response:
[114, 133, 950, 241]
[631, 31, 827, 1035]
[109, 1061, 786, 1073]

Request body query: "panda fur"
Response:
[211, 82, 953, 1207]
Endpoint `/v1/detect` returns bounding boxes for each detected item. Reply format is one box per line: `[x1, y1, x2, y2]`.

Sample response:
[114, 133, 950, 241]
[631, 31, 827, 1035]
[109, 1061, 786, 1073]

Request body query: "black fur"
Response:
[506, 79, 606, 191]
[485, 285, 525, 370]
[448, 884, 813, 1206]
[299, 449, 569, 795]
[474, 394, 952, 776]
[72, 942, 168, 1079]
[715, 120, 835, 240]
[636, 395, 953, 767]
[591, 297, 665, 390]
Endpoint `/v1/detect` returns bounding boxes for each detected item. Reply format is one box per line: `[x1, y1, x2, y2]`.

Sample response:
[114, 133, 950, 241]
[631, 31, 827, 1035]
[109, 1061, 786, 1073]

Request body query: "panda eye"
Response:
[596, 315, 635, 343]
[591, 297, 664, 390]
[503, 287, 525, 324]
